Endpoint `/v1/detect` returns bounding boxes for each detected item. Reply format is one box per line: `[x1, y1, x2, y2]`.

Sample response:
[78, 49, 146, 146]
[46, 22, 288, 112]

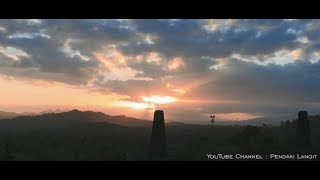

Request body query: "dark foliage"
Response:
[0, 110, 319, 160]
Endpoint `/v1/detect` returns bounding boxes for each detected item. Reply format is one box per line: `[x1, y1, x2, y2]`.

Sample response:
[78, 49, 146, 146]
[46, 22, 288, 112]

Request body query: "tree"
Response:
[285, 120, 291, 126]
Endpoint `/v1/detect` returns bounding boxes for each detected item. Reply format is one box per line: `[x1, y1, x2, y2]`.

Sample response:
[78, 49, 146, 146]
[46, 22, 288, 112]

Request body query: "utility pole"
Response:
[210, 115, 215, 137]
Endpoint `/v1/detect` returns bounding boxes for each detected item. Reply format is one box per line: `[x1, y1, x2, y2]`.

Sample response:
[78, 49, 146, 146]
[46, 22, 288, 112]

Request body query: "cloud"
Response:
[192, 58, 320, 102]
[0, 20, 103, 85]
[119, 19, 307, 60]
[94, 79, 174, 101]
[1, 19, 320, 120]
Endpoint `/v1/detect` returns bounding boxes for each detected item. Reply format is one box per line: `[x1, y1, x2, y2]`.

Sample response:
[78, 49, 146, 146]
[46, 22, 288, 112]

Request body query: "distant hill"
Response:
[3, 108, 314, 130]
[37, 108, 68, 115]
[0, 109, 73, 120]
[0, 109, 152, 131]
[166, 121, 185, 126]
[107, 115, 152, 127]
[192, 116, 297, 126]
[0, 110, 20, 119]
[240, 115, 309, 126]
[242, 116, 287, 126]
[20, 112, 37, 116]
[213, 114, 320, 126]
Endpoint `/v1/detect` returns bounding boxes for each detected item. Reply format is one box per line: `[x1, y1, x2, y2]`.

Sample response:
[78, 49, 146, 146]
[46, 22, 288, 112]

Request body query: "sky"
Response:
[1, 19, 320, 123]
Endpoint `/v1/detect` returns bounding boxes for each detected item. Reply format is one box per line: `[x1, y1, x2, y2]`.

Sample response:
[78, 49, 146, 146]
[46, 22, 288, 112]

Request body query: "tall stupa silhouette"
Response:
[149, 110, 167, 160]
[296, 111, 311, 149]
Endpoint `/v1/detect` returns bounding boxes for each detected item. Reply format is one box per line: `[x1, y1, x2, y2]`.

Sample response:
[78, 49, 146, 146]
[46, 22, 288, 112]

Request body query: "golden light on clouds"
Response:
[1, 19, 318, 124]
[93, 51, 141, 81]
[168, 57, 184, 70]
[142, 96, 177, 104]
[172, 89, 187, 95]
[145, 52, 163, 64]
[0, 46, 28, 61]
[113, 101, 155, 110]
[290, 48, 303, 59]
[113, 96, 177, 111]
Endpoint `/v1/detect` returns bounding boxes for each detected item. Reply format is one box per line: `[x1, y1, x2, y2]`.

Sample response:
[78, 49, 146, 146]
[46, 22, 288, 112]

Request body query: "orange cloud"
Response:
[290, 48, 303, 59]
[168, 57, 184, 70]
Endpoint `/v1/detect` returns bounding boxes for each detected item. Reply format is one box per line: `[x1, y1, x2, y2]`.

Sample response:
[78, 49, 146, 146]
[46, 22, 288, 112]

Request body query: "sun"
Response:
[114, 101, 155, 110]
[142, 96, 177, 104]
[112, 96, 176, 110]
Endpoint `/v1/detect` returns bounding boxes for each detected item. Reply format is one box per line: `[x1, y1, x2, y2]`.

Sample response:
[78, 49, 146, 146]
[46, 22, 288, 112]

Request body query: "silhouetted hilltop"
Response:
[109, 115, 152, 127]
[0, 109, 152, 131]
[0, 110, 20, 119]
[37, 108, 68, 115]
[166, 121, 185, 126]
[243, 116, 295, 126]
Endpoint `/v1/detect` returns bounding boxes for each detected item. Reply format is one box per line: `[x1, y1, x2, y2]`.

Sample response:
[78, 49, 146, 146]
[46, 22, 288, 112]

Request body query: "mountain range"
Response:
[1, 109, 317, 128]
[0, 109, 153, 131]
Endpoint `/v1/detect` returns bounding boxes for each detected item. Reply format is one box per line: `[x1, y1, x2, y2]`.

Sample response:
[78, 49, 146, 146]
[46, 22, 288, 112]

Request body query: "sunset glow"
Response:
[1, 19, 320, 123]
[3, 19, 320, 162]
[114, 101, 155, 110]
[212, 113, 261, 121]
[142, 96, 177, 104]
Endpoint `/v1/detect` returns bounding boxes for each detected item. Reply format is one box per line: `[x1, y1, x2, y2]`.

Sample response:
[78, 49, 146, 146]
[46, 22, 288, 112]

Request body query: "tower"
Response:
[296, 111, 311, 149]
[149, 110, 167, 160]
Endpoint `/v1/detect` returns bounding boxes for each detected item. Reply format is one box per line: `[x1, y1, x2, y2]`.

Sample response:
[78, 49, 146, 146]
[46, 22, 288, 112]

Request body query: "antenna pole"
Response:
[210, 115, 215, 137]
[211, 120, 214, 136]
